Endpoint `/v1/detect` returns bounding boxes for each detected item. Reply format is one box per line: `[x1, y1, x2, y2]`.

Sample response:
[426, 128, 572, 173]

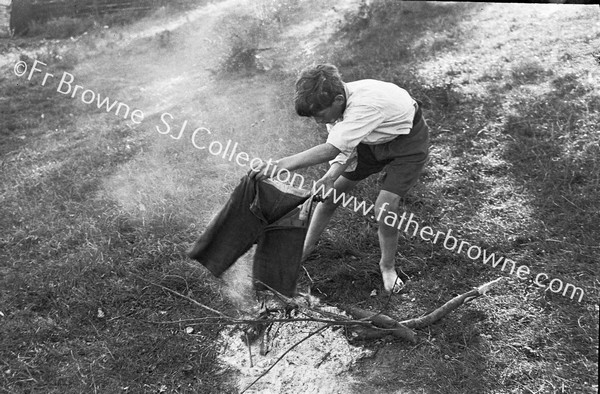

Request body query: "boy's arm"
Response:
[249, 143, 340, 180]
[318, 161, 350, 185]
[277, 143, 340, 171]
[312, 160, 351, 199]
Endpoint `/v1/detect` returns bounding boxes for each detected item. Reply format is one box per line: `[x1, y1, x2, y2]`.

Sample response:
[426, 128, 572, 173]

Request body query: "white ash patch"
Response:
[217, 307, 373, 393]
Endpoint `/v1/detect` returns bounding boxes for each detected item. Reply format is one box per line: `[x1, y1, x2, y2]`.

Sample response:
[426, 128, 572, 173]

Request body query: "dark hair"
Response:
[294, 64, 345, 117]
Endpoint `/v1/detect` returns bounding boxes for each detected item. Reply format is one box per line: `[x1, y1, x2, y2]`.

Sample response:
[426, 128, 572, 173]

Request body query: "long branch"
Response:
[132, 273, 231, 319]
[147, 317, 405, 329]
[399, 277, 504, 328]
[137, 275, 504, 338]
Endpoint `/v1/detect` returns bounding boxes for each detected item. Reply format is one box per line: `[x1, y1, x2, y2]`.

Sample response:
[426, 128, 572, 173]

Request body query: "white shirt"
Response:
[326, 80, 417, 166]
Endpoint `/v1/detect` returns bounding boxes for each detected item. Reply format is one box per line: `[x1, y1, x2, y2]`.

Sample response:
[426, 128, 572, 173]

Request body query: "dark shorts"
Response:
[342, 104, 429, 197]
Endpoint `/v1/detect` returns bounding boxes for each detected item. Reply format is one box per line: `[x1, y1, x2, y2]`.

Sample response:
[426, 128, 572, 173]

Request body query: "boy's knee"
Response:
[374, 192, 401, 229]
[374, 193, 400, 213]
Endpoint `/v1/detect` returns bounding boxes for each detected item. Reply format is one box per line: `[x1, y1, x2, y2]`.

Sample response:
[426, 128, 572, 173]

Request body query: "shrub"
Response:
[218, 12, 273, 74]
[217, 0, 302, 75]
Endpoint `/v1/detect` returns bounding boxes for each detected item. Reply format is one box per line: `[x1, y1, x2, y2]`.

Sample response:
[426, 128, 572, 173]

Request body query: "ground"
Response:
[0, 1, 598, 393]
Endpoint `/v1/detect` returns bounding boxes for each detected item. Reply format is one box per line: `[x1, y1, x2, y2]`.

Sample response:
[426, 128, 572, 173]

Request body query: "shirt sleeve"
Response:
[326, 105, 385, 157]
[329, 148, 357, 169]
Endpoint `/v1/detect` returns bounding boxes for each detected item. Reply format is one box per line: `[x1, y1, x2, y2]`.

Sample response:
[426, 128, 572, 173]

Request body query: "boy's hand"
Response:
[312, 176, 335, 202]
[248, 160, 278, 181]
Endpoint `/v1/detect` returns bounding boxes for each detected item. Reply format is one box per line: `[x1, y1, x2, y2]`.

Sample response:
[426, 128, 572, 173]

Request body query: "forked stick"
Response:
[399, 277, 504, 329]
[340, 278, 505, 341]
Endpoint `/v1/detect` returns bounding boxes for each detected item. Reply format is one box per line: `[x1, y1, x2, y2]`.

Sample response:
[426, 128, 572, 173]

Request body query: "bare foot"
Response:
[381, 268, 404, 293]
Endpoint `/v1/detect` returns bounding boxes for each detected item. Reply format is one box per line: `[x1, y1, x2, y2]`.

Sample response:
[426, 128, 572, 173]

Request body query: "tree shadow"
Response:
[500, 73, 600, 275]
[330, 1, 481, 80]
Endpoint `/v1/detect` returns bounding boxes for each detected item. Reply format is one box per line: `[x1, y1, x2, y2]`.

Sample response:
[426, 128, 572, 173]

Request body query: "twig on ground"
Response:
[132, 273, 231, 318]
[245, 332, 253, 368]
[240, 324, 331, 394]
[143, 317, 224, 324]
[155, 317, 404, 328]
[302, 265, 314, 284]
[139, 275, 504, 339]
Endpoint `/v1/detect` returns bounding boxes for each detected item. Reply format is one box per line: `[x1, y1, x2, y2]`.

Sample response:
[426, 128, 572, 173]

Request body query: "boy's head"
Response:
[294, 64, 346, 124]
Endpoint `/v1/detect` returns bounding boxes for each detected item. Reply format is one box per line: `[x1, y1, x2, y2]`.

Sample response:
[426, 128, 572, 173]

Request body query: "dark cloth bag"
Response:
[187, 175, 312, 296]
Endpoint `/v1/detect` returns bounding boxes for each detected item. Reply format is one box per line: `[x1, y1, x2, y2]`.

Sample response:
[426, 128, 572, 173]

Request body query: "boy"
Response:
[249, 64, 429, 293]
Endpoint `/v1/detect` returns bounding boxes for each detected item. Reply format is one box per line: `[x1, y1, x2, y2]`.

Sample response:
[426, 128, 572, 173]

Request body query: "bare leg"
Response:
[374, 190, 403, 292]
[302, 176, 359, 261]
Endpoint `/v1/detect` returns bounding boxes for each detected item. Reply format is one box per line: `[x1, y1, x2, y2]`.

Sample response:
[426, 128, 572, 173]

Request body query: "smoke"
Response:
[221, 246, 259, 312]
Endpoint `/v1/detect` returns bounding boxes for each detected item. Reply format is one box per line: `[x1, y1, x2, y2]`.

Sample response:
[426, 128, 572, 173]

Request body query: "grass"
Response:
[1, 1, 308, 391]
[1, 13, 236, 394]
[0, 82, 233, 392]
[1, 0, 599, 393]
